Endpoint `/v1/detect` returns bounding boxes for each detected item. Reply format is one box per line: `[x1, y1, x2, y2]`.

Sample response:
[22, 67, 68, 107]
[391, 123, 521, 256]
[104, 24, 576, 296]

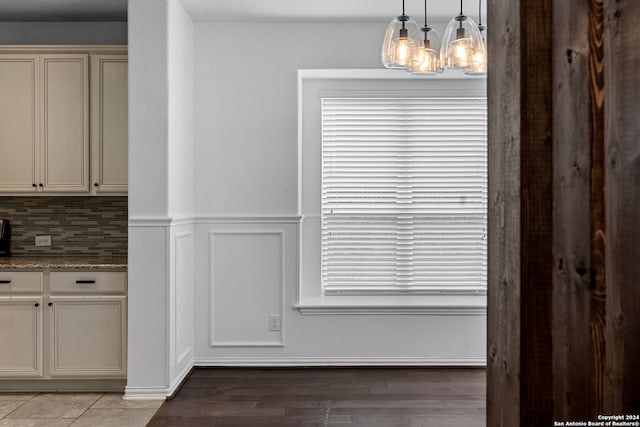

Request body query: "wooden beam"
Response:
[603, 0, 640, 412]
[489, 0, 640, 422]
[552, 0, 593, 420]
[486, 0, 522, 425]
[487, 0, 553, 424]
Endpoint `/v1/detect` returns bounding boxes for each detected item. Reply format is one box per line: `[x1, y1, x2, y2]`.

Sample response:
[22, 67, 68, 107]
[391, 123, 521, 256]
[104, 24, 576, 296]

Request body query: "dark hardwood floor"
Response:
[147, 367, 486, 426]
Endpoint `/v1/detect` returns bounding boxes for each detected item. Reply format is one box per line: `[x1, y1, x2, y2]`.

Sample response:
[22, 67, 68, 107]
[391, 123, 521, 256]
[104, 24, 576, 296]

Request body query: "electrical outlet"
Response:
[35, 235, 51, 247]
[268, 314, 281, 331]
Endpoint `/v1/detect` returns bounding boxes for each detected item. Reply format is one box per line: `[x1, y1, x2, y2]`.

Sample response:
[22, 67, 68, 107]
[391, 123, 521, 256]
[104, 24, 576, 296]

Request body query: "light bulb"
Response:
[464, 39, 487, 75]
[411, 47, 438, 74]
[449, 37, 472, 69]
[392, 37, 414, 67]
[472, 51, 485, 65]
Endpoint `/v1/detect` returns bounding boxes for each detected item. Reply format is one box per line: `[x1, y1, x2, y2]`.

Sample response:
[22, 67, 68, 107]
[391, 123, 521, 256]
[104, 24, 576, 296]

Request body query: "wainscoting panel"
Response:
[209, 229, 285, 347]
[173, 228, 194, 369]
[192, 217, 486, 366]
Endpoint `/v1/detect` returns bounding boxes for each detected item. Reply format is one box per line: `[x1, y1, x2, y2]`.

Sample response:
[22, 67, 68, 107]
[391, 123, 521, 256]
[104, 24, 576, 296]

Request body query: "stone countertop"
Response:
[0, 256, 127, 270]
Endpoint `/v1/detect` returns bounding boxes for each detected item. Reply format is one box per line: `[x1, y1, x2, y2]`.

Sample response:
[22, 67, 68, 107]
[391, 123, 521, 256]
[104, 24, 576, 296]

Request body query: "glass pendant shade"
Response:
[464, 48, 487, 75]
[440, 15, 486, 71]
[409, 28, 442, 75]
[381, 15, 422, 69]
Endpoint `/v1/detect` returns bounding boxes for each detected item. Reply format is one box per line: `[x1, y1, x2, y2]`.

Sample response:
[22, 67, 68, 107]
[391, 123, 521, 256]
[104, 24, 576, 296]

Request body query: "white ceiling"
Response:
[0, 0, 486, 23]
[180, 0, 486, 23]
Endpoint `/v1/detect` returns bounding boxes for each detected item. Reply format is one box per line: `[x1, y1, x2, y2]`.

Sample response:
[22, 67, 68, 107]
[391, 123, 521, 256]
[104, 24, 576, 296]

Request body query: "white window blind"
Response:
[321, 97, 487, 295]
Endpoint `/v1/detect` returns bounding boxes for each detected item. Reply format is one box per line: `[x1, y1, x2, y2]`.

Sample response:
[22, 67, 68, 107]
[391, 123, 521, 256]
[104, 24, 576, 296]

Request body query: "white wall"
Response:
[0, 22, 127, 45]
[167, 1, 195, 219]
[166, 0, 195, 390]
[192, 22, 486, 365]
[127, 0, 195, 398]
[127, 0, 170, 398]
[194, 23, 384, 215]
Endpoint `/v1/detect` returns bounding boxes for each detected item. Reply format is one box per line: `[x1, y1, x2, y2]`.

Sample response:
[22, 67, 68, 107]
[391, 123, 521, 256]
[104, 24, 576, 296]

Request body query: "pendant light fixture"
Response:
[381, 0, 421, 69]
[464, 0, 487, 75]
[440, 0, 486, 71]
[409, 0, 441, 75]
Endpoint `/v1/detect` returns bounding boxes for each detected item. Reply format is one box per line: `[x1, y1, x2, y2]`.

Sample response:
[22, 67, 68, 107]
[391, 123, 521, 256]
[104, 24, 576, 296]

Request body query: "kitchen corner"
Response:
[0, 198, 129, 392]
[0, 45, 129, 392]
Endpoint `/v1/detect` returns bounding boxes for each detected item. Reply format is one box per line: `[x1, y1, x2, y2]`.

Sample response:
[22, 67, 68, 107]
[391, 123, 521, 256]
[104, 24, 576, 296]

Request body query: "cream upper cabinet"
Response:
[0, 55, 39, 192]
[90, 54, 128, 194]
[0, 48, 127, 195]
[0, 53, 89, 193]
[41, 54, 90, 192]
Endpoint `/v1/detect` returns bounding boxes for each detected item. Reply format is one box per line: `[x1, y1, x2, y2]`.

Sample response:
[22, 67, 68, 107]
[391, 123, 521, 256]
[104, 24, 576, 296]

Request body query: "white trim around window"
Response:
[297, 69, 487, 314]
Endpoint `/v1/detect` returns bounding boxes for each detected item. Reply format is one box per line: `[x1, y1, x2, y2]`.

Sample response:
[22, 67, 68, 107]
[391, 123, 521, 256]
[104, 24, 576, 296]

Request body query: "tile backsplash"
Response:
[0, 197, 127, 257]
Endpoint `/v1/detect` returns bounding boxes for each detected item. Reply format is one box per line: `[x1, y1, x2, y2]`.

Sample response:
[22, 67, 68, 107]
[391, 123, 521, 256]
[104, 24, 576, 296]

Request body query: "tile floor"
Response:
[0, 393, 163, 427]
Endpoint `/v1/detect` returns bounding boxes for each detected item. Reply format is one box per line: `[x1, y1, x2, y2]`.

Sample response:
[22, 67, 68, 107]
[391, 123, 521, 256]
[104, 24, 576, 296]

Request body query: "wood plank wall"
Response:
[604, 0, 640, 413]
[488, 0, 640, 423]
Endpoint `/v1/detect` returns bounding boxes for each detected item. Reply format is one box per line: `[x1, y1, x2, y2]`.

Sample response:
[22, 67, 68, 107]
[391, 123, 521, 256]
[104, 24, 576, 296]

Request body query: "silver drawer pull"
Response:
[76, 280, 96, 284]
[0, 280, 11, 284]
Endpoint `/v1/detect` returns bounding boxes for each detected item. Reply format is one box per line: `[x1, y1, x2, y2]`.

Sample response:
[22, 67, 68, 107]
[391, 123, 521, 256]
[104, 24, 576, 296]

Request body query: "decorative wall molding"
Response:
[170, 217, 196, 227]
[195, 216, 301, 224]
[194, 357, 487, 367]
[295, 305, 487, 316]
[208, 341, 285, 348]
[128, 217, 173, 227]
[208, 230, 286, 348]
[173, 231, 193, 369]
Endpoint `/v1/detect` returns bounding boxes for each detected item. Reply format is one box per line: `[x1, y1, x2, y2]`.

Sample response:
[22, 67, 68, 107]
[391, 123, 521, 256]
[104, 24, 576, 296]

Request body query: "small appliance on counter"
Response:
[0, 219, 10, 257]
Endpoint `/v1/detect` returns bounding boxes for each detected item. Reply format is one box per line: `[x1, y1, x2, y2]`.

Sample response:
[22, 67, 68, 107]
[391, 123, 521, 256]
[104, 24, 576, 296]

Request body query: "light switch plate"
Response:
[35, 235, 51, 247]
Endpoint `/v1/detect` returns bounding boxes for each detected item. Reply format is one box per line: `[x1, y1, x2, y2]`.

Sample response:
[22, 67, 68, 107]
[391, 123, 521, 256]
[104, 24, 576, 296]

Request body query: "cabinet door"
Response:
[90, 54, 128, 194]
[48, 296, 126, 377]
[40, 54, 89, 192]
[0, 297, 43, 377]
[0, 55, 39, 192]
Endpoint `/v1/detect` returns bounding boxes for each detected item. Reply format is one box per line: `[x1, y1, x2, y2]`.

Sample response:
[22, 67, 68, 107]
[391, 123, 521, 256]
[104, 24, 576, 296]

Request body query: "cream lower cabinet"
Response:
[48, 272, 127, 378]
[0, 297, 43, 377]
[0, 272, 44, 378]
[0, 270, 126, 381]
[48, 296, 126, 377]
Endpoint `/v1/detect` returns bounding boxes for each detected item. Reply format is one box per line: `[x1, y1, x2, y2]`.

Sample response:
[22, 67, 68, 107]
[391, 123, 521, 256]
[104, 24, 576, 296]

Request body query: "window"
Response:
[322, 97, 487, 295]
[298, 70, 487, 313]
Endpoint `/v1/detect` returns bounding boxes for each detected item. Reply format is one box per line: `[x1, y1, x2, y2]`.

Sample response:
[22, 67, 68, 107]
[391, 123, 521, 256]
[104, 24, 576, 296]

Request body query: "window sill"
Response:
[294, 295, 487, 315]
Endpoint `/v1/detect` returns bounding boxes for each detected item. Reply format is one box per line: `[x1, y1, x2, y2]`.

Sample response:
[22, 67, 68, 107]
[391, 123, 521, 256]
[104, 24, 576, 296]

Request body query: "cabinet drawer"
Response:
[0, 272, 43, 294]
[49, 272, 126, 294]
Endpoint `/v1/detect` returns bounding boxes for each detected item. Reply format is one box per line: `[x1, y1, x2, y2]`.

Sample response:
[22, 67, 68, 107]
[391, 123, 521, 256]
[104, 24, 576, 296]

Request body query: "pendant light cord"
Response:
[424, 0, 427, 25]
[402, 0, 405, 16]
[478, 0, 483, 26]
[460, 0, 463, 15]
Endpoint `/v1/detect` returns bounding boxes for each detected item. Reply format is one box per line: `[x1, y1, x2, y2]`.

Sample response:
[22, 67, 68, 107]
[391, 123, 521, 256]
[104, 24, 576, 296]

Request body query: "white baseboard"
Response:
[124, 361, 194, 400]
[193, 357, 486, 367]
[123, 386, 169, 400]
[167, 361, 194, 397]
